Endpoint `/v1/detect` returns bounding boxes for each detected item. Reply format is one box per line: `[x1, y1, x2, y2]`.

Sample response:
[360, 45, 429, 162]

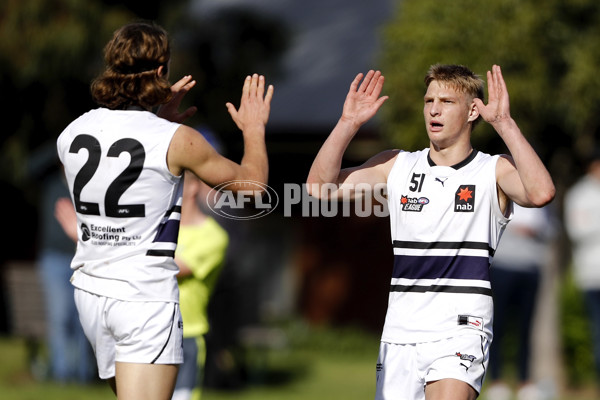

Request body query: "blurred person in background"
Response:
[484, 204, 557, 400]
[35, 159, 95, 384]
[564, 149, 600, 394]
[172, 140, 229, 400]
[55, 21, 272, 400]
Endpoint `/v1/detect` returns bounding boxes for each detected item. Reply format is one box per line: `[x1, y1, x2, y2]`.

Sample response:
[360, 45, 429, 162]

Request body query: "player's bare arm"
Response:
[168, 74, 273, 190]
[307, 70, 389, 199]
[473, 65, 555, 208]
[54, 197, 78, 242]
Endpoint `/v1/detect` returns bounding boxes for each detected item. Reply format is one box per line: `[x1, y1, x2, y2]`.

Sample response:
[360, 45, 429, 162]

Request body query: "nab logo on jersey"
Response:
[454, 185, 475, 212]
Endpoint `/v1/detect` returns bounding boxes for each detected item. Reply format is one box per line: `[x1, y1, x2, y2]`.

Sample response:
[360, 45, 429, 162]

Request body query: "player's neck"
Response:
[428, 143, 474, 168]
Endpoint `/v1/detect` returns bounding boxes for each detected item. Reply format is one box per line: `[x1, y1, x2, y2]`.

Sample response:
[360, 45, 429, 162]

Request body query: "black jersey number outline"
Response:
[69, 134, 146, 218]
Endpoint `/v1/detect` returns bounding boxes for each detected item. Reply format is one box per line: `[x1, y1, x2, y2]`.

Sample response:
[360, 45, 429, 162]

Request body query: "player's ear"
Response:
[467, 101, 479, 123]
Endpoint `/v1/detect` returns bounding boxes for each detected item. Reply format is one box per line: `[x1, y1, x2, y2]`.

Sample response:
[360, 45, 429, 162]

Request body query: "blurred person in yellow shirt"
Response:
[172, 170, 229, 400]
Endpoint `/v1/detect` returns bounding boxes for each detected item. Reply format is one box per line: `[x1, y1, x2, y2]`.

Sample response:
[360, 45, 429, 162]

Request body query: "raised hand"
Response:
[340, 70, 388, 128]
[473, 65, 512, 127]
[157, 75, 198, 123]
[226, 74, 274, 132]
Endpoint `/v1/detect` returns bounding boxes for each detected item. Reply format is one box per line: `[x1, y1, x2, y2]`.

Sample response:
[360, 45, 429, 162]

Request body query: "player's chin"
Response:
[426, 130, 444, 143]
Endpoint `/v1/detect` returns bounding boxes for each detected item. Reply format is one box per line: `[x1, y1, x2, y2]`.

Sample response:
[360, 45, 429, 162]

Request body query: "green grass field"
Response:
[0, 324, 378, 400]
[0, 323, 597, 400]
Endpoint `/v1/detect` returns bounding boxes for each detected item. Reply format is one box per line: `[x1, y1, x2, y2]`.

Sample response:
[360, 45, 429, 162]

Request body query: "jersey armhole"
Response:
[492, 155, 513, 224]
[163, 123, 184, 179]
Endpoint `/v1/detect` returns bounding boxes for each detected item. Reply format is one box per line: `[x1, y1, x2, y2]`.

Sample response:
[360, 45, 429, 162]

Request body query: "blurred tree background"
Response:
[380, 0, 600, 193]
[5, 0, 600, 252]
[1, 0, 131, 262]
[2, 0, 600, 389]
[4, 0, 594, 218]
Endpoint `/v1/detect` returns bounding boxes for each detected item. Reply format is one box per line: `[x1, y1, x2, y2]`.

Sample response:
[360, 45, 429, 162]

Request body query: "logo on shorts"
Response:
[456, 352, 476, 372]
[454, 185, 475, 212]
[455, 352, 476, 363]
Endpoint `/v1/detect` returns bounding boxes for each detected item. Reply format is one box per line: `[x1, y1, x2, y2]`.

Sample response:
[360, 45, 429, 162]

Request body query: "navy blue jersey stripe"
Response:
[390, 284, 492, 296]
[393, 240, 495, 256]
[153, 218, 180, 244]
[393, 254, 490, 281]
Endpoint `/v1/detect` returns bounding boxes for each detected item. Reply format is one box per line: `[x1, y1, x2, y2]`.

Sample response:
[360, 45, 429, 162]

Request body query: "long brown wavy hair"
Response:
[91, 22, 173, 110]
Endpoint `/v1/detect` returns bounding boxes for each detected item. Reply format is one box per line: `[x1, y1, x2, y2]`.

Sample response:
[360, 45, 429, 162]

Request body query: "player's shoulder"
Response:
[57, 109, 99, 150]
[371, 149, 402, 163]
[493, 153, 515, 176]
[364, 149, 402, 179]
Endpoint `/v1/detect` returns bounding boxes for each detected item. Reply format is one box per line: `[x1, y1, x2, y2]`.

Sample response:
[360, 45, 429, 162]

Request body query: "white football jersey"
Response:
[57, 108, 183, 302]
[382, 149, 511, 344]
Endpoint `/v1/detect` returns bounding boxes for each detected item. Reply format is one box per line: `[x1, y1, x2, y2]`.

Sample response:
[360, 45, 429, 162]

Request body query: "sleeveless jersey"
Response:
[57, 108, 183, 303]
[382, 149, 511, 344]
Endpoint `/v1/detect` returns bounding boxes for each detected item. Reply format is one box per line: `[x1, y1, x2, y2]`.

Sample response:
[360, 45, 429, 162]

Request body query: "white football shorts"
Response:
[74, 288, 184, 379]
[375, 335, 489, 400]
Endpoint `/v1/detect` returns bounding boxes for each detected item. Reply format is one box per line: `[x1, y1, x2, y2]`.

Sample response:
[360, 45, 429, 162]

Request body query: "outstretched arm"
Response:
[168, 74, 273, 190]
[474, 65, 555, 207]
[307, 70, 390, 199]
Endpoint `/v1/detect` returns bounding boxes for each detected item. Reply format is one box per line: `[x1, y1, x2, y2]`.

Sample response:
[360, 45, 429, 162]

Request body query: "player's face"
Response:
[423, 81, 475, 148]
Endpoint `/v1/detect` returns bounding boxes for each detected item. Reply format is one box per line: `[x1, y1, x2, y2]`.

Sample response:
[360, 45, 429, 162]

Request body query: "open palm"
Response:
[341, 70, 388, 127]
[474, 65, 511, 125]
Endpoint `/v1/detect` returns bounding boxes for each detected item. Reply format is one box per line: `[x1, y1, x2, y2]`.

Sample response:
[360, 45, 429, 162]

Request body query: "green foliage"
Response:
[559, 269, 595, 386]
[379, 0, 600, 174]
[0, 0, 134, 185]
[283, 320, 379, 358]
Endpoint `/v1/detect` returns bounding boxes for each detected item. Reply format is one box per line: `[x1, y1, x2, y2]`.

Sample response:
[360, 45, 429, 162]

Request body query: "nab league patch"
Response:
[400, 195, 430, 212]
[454, 185, 475, 212]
